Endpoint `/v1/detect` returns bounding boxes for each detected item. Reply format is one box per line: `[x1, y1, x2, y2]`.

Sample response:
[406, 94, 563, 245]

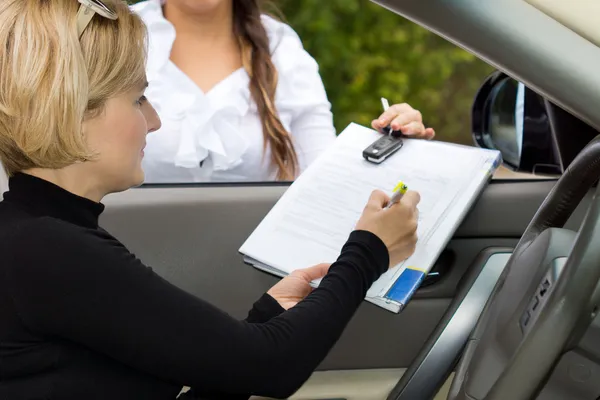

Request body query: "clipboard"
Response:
[239, 123, 501, 313]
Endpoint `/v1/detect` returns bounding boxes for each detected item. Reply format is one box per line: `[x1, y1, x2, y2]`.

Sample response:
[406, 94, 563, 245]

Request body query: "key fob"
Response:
[363, 134, 404, 164]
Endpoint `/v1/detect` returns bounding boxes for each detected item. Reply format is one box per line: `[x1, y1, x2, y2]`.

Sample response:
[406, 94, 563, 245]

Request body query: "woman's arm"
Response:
[245, 292, 284, 323]
[6, 219, 388, 399]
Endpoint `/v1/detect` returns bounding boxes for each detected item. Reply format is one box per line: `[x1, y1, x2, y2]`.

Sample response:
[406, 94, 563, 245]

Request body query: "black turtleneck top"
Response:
[0, 173, 389, 400]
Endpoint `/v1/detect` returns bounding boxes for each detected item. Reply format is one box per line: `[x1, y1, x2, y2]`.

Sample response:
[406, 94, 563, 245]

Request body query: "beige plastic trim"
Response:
[250, 369, 454, 400]
[493, 165, 558, 180]
[524, 0, 600, 47]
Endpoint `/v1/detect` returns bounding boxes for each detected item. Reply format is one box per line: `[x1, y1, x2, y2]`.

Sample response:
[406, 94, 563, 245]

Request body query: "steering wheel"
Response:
[448, 136, 600, 400]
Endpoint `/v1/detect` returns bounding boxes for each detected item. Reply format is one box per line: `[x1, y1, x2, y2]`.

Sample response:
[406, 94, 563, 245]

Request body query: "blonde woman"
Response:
[0, 1, 419, 399]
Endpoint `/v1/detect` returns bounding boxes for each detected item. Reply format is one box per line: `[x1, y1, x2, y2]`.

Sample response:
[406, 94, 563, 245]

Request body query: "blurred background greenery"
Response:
[131, 0, 494, 145]
[277, 0, 494, 144]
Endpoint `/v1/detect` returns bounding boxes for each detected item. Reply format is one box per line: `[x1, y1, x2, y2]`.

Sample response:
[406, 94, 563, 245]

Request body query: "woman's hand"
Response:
[371, 103, 435, 140]
[267, 263, 331, 310]
[355, 190, 420, 267]
[267, 189, 419, 308]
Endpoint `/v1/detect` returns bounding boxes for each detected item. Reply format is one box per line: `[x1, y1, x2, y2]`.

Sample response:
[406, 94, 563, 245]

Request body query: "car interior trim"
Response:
[389, 252, 512, 400]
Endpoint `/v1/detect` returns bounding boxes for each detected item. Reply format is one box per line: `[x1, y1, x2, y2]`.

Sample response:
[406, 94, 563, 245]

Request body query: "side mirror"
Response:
[472, 71, 562, 176]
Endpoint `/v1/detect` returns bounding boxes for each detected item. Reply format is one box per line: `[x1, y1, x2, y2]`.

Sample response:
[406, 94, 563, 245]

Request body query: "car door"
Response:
[99, 172, 597, 400]
[99, 176, 595, 400]
[99, 1, 600, 400]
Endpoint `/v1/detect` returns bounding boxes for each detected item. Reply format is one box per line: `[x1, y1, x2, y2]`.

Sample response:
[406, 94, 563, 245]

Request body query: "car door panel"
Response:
[251, 368, 406, 400]
[100, 184, 450, 370]
[99, 179, 588, 375]
[249, 370, 456, 400]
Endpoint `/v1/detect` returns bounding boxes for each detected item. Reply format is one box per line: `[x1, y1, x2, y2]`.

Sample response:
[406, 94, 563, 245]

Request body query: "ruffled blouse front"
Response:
[132, 0, 336, 183]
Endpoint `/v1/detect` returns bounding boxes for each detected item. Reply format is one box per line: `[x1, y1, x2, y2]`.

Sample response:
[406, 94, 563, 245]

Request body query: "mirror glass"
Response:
[472, 71, 562, 176]
[487, 79, 522, 168]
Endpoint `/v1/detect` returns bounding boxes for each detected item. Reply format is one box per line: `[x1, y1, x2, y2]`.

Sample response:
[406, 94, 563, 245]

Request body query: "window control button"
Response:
[542, 279, 550, 289]
[529, 296, 540, 311]
[520, 311, 531, 329]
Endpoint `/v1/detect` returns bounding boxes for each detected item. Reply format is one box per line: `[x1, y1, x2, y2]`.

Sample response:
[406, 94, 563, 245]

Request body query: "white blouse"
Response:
[132, 0, 337, 183]
[0, 163, 7, 199]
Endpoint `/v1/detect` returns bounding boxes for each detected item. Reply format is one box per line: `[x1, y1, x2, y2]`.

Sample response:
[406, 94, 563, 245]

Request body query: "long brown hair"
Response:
[232, 0, 298, 181]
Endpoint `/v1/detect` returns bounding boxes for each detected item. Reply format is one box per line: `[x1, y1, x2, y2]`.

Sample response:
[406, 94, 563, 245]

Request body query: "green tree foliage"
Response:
[276, 0, 493, 144]
[130, 0, 494, 144]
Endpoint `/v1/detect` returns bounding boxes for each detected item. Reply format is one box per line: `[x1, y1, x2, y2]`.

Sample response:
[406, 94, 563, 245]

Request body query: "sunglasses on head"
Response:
[76, 0, 118, 38]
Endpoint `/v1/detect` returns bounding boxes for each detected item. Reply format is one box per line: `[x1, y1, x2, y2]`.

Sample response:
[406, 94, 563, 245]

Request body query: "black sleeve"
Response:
[245, 293, 285, 323]
[186, 296, 283, 400]
[5, 219, 388, 399]
[200, 291, 284, 400]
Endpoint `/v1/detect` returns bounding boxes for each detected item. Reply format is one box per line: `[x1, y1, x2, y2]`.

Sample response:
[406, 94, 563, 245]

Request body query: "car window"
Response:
[0, 2, 559, 192]
[132, 0, 522, 186]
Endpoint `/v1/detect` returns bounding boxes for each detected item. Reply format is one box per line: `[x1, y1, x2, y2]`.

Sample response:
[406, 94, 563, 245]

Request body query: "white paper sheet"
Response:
[240, 123, 500, 305]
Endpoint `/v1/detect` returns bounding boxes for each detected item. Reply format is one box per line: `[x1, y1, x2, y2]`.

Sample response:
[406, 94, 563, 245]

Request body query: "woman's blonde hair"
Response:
[0, 0, 147, 176]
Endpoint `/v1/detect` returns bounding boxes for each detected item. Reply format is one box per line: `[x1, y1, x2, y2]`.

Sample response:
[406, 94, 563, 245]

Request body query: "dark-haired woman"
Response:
[133, 0, 435, 183]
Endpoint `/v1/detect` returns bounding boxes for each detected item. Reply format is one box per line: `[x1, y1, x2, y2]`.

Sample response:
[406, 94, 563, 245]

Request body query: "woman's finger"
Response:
[365, 189, 390, 211]
[397, 121, 425, 136]
[297, 263, 331, 281]
[390, 109, 422, 131]
[424, 128, 436, 140]
[396, 190, 421, 210]
[371, 119, 385, 132]
[376, 103, 414, 127]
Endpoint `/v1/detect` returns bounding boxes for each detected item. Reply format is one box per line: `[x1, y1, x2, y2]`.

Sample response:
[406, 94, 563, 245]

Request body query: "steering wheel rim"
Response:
[448, 135, 600, 400]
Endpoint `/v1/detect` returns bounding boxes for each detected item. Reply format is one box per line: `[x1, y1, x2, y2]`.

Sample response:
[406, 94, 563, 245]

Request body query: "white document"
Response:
[239, 123, 501, 312]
